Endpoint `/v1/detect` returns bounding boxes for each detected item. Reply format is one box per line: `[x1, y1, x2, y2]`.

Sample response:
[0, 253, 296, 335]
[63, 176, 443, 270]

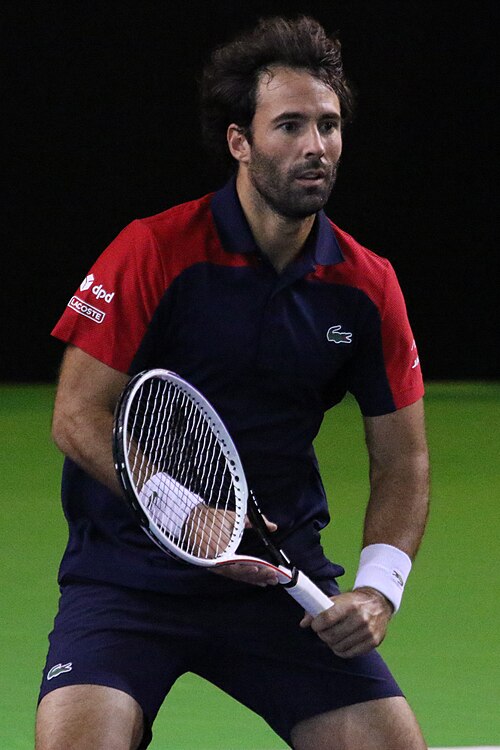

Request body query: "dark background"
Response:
[3, 0, 497, 382]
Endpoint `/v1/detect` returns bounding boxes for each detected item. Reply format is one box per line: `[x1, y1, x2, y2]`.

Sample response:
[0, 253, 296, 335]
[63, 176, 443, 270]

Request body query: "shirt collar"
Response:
[211, 176, 344, 267]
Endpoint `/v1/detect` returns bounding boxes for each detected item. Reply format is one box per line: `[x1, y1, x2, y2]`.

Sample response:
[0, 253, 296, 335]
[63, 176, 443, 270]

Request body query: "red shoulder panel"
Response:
[313, 221, 424, 411]
[51, 194, 246, 372]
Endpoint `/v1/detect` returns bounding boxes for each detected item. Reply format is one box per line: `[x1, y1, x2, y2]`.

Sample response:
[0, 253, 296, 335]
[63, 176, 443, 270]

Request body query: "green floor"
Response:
[1, 382, 499, 748]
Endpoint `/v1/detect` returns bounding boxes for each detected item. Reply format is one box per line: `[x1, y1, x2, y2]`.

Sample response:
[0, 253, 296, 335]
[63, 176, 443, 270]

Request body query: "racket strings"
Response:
[125, 378, 239, 559]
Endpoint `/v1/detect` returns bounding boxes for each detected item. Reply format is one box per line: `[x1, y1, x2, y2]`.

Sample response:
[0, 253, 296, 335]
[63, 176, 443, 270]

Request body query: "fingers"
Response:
[212, 562, 279, 587]
[299, 589, 393, 658]
[315, 616, 384, 658]
[244, 514, 278, 533]
[324, 624, 380, 659]
[263, 516, 278, 532]
[213, 513, 279, 587]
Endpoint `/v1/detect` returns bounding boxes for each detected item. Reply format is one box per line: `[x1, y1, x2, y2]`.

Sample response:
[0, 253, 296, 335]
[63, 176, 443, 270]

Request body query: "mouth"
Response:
[294, 170, 327, 184]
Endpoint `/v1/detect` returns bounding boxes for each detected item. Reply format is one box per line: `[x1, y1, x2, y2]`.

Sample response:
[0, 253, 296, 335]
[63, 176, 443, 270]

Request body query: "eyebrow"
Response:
[271, 111, 341, 124]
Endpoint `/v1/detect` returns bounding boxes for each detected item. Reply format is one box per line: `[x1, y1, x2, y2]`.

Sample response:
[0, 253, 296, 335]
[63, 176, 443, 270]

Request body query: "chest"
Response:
[153, 263, 362, 388]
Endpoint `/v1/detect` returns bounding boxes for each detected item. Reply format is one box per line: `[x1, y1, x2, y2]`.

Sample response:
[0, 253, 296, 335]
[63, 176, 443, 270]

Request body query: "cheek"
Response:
[253, 146, 293, 176]
[332, 134, 343, 159]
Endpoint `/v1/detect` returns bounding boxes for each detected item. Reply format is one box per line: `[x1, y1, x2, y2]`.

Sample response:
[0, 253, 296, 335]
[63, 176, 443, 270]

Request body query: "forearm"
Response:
[303, 403, 429, 654]
[362, 400, 430, 559]
[52, 406, 122, 495]
[51, 346, 130, 496]
[363, 448, 430, 559]
[353, 400, 430, 613]
[302, 451, 429, 653]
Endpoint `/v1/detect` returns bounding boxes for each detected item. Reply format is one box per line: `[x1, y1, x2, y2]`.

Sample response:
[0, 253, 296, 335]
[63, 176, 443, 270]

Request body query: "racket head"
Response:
[113, 369, 248, 565]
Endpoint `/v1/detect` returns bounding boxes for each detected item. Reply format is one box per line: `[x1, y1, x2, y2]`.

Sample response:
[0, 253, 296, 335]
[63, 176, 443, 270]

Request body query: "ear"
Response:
[227, 124, 251, 164]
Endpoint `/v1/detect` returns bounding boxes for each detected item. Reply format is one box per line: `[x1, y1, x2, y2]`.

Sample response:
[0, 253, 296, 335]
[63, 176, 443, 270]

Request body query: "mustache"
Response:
[292, 157, 341, 179]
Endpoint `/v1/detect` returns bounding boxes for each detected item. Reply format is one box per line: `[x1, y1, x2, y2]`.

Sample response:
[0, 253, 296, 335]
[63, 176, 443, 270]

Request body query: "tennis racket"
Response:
[113, 369, 334, 616]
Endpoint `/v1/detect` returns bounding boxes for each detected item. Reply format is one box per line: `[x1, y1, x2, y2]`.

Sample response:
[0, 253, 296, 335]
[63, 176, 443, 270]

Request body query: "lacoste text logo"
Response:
[68, 296, 106, 323]
[327, 325, 352, 344]
[47, 662, 73, 680]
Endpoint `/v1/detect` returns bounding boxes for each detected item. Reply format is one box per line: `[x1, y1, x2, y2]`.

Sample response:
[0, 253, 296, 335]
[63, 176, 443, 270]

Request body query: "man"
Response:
[36, 16, 429, 750]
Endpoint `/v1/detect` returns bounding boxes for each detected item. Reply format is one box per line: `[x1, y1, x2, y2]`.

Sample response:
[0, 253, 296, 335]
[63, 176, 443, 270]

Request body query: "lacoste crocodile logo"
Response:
[147, 491, 158, 510]
[327, 325, 353, 344]
[410, 339, 420, 369]
[47, 662, 73, 680]
[392, 570, 404, 588]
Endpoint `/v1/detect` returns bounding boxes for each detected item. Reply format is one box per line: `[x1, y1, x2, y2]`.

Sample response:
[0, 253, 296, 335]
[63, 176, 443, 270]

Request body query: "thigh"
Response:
[291, 696, 427, 750]
[36, 685, 143, 750]
[37, 580, 194, 748]
[190, 585, 405, 747]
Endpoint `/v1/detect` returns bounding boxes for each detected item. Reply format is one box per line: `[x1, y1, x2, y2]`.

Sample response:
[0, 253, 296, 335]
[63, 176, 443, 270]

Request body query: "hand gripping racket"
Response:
[113, 369, 334, 616]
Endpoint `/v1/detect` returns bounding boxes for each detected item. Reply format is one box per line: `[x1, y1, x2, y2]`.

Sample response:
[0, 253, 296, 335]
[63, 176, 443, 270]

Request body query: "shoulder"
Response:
[115, 192, 224, 274]
[99, 192, 219, 279]
[316, 219, 401, 311]
[135, 192, 216, 246]
[329, 221, 392, 284]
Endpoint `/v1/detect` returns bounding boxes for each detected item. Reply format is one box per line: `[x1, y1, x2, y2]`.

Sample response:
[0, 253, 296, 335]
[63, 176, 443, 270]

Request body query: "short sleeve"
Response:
[348, 261, 424, 416]
[51, 220, 167, 372]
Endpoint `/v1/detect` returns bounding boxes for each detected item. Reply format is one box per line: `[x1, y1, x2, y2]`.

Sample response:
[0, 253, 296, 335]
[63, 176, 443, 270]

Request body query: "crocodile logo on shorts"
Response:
[47, 662, 73, 680]
[327, 325, 352, 344]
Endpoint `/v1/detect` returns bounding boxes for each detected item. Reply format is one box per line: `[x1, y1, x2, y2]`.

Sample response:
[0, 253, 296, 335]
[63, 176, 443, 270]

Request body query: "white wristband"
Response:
[353, 544, 412, 613]
[138, 472, 203, 538]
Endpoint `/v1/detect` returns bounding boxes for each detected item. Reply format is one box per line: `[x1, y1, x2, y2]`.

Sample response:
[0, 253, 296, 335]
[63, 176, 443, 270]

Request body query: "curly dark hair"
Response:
[200, 15, 355, 168]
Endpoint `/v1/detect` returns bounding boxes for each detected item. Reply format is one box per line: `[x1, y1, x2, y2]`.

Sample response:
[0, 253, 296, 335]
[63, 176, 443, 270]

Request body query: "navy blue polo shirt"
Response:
[53, 178, 423, 594]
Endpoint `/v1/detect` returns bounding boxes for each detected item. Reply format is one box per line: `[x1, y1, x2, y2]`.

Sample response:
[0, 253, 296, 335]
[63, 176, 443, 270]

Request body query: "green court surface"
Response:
[0, 382, 499, 749]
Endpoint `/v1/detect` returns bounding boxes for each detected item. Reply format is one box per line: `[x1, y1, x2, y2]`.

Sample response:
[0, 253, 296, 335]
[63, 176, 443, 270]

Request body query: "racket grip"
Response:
[285, 570, 335, 616]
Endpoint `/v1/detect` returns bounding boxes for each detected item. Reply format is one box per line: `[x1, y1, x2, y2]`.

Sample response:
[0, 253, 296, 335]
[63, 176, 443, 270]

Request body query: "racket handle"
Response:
[285, 570, 335, 616]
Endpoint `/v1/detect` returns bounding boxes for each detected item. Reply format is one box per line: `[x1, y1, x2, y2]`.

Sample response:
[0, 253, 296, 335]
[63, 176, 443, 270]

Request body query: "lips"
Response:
[296, 170, 326, 180]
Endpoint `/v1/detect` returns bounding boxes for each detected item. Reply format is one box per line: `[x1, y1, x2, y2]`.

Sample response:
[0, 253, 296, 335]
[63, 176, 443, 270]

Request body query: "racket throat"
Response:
[246, 492, 289, 568]
[257, 536, 290, 568]
[280, 566, 299, 589]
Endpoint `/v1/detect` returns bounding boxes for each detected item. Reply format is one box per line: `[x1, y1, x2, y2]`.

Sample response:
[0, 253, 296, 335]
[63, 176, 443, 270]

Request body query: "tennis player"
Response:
[36, 16, 429, 750]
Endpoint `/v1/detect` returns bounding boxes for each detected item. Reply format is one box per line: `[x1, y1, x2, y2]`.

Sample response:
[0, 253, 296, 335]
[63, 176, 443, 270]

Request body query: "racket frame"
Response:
[113, 369, 248, 565]
[113, 369, 334, 616]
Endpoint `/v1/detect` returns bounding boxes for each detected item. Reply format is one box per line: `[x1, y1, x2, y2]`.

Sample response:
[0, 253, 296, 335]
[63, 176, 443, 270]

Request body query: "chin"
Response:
[285, 195, 330, 219]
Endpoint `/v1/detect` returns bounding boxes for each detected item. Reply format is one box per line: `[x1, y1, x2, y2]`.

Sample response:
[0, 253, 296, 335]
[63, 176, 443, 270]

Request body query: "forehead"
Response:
[254, 65, 340, 119]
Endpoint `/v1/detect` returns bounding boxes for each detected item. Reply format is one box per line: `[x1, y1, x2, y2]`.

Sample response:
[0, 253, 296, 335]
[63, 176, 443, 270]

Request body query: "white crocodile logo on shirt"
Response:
[326, 325, 352, 344]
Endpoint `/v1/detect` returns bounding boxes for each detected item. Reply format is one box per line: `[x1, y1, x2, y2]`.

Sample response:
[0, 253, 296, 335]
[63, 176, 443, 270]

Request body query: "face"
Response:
[235, 66, 343, 219]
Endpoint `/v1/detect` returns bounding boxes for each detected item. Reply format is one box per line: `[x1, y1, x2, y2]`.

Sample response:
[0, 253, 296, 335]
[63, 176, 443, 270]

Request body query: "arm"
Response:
[52, 345, 130, 494]
[301, 398, 429, 657]
[362, 397, 429, 556]
[53, 345, 279, 585]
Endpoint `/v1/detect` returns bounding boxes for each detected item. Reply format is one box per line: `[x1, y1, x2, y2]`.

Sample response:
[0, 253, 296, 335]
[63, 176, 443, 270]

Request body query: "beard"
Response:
[247, 146, 339, 220]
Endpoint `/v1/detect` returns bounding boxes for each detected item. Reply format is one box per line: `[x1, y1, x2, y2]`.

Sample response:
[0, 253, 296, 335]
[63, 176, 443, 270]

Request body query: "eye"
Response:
[319, 120, 340, 134]
[279, 121, 300, 133]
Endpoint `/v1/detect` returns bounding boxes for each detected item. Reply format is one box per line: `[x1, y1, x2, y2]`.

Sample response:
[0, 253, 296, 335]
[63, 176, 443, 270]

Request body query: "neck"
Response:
[235, 172, 315, 273]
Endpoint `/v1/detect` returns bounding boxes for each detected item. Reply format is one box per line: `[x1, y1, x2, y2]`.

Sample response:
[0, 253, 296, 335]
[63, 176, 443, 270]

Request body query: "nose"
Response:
[304, 125, 325, 158]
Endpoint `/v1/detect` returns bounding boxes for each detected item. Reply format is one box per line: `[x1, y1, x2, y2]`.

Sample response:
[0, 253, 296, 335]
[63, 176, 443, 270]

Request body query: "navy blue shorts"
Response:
[39, 579, 403, 748]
